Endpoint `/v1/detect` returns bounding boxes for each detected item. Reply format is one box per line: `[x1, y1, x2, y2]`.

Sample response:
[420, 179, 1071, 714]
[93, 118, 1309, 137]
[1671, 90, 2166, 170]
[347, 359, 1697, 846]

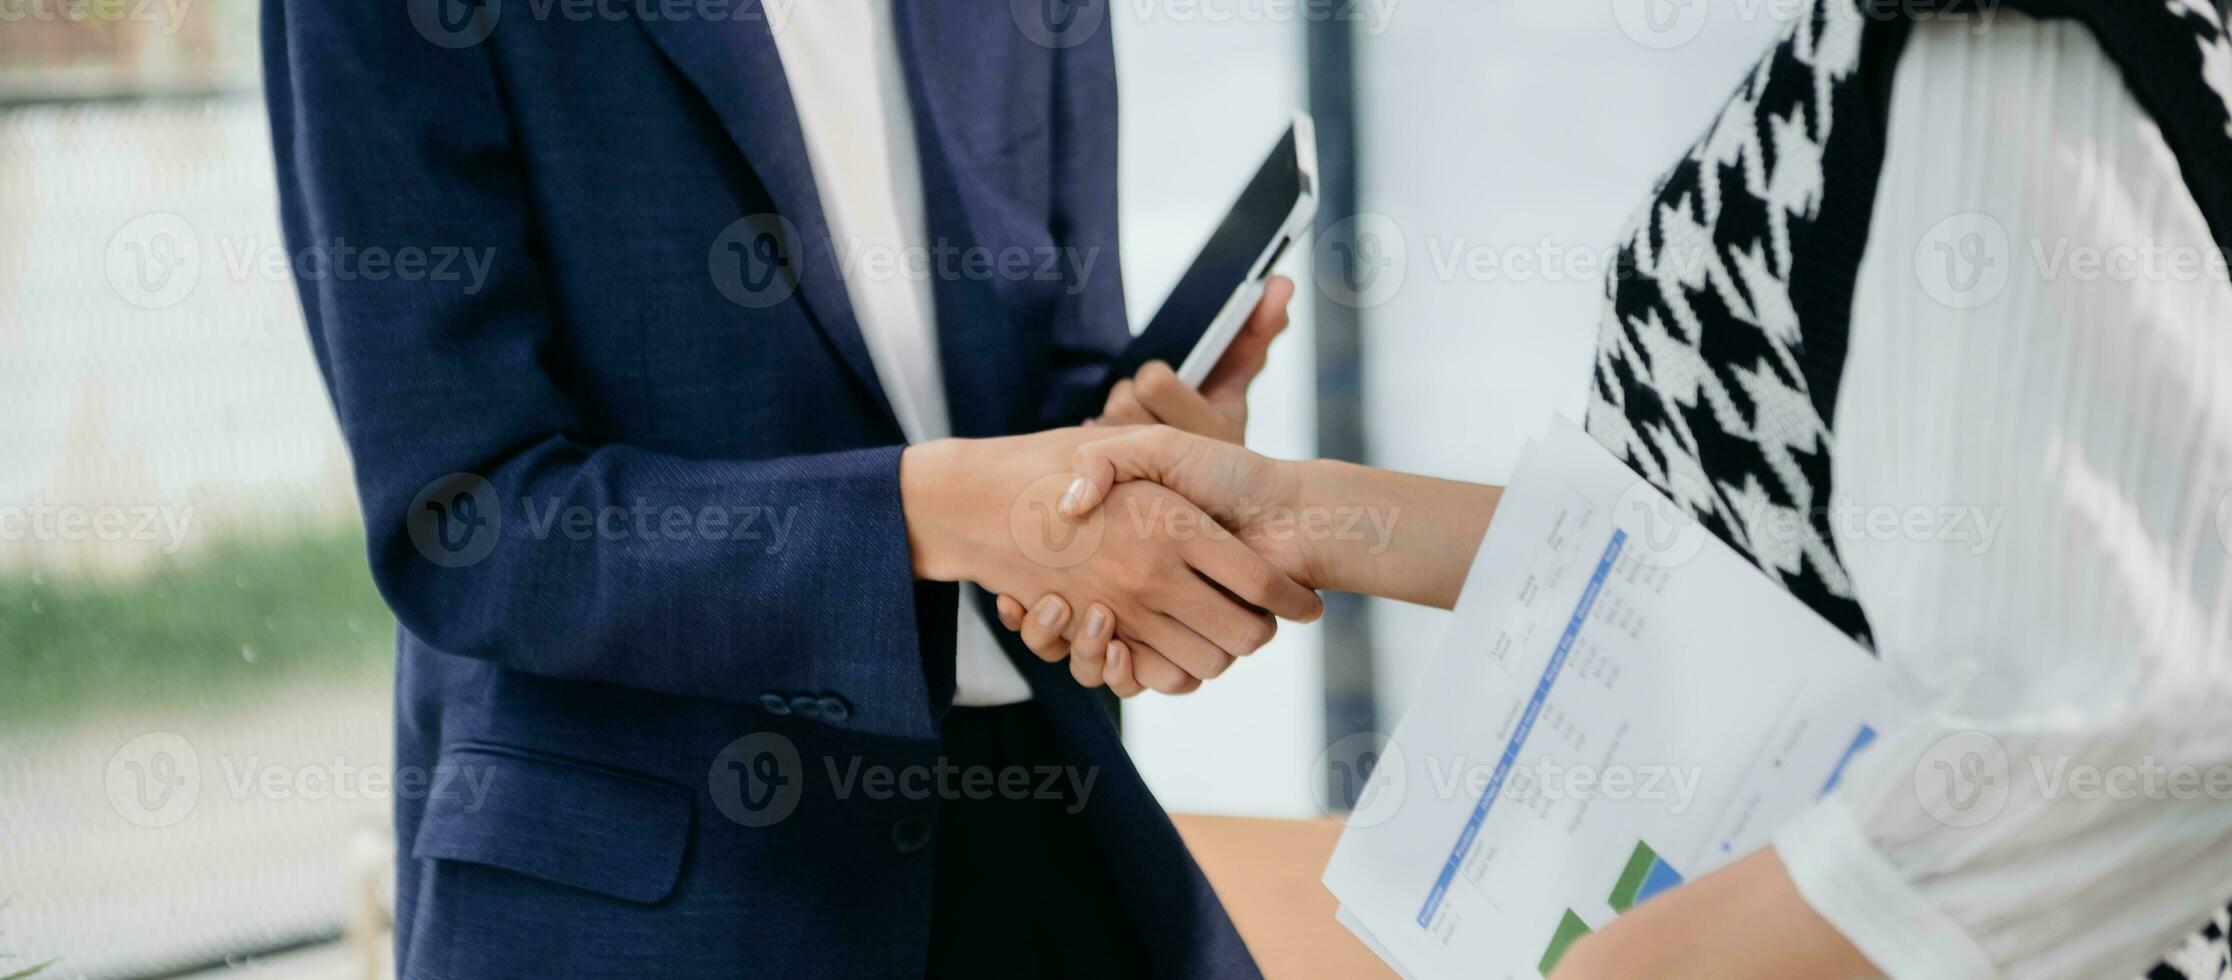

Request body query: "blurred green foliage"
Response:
[0, 530, 394, 723]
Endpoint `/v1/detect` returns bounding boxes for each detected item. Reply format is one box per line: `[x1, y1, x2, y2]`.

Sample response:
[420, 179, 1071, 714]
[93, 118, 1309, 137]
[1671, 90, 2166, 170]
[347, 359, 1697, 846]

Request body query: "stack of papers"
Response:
[1323, 418, 1907, 978]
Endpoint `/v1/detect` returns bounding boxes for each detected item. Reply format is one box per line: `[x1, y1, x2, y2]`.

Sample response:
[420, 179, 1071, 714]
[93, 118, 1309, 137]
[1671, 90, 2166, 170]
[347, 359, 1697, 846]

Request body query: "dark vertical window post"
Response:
[1306, 8, 1380, 809]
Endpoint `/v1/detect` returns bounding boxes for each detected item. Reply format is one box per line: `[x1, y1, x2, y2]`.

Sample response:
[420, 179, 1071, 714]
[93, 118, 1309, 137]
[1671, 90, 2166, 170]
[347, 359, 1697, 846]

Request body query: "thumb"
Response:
[1199, 275, 1293, 402]
[1058, 426, 1190, 519]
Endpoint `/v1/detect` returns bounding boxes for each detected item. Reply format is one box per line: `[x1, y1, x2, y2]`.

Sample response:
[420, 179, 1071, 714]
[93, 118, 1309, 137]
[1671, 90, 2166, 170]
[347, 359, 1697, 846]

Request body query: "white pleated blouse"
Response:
[1772, 13, 2232, 980]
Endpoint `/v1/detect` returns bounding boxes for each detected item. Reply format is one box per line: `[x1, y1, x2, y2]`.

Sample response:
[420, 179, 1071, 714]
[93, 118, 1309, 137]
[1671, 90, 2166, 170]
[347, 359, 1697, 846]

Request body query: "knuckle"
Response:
[1242, 616, 1276, 653]
[1146, 424, 1183, 453]
[1070, 445, 1103, 475]
[1138, 362, 1179, 398]
[1197, 653, 1234, 680]
[1137, 655, 1181, 692]
[1243, 561, 1279, 600]
[1112, 560, 1153, 595]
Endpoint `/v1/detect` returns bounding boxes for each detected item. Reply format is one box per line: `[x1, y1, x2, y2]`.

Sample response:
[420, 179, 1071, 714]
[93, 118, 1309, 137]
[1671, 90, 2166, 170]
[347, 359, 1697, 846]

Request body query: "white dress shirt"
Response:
[1771, 14, 2232, 979]
[770, 0, 1033, 705]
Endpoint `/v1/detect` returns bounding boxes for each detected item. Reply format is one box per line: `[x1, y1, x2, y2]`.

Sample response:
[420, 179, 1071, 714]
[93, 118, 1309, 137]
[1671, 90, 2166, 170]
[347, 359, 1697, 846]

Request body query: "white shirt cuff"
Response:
[1774, 796, 1999, 980]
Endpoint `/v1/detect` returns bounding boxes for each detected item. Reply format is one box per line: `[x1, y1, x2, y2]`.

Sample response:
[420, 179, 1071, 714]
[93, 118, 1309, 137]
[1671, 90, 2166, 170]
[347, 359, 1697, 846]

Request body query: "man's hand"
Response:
[1092, 275, 1295, 443]
[902, 429, 1322, 695]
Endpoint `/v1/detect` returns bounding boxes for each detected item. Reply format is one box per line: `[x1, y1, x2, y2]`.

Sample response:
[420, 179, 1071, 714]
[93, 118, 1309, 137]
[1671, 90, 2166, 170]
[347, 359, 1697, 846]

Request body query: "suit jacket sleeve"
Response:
[262, 0, 937, 740]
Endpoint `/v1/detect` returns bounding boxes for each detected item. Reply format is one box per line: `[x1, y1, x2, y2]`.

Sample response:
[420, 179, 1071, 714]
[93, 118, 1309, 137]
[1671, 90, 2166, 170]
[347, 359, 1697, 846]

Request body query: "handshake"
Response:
[901, 276, 1320, 699]
[902, 277, 1488, 699]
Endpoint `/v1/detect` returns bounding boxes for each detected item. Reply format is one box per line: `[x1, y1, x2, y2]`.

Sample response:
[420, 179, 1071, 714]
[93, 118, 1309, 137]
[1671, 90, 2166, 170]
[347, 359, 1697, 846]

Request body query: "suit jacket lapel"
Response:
[636, 2, 896, 426]
[890, 0, 1031, 439]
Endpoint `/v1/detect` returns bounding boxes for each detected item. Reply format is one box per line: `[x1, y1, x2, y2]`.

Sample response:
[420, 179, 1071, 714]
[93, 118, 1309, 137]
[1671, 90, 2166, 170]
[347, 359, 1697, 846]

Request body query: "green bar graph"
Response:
[1608, 840, 1660, 913]
[1608, 839, 1685, 913]
[1538, 908, 1593, 976]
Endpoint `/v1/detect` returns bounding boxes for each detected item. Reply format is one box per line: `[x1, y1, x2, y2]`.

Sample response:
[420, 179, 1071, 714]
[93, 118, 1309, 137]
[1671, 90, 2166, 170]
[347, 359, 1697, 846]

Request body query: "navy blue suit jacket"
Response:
[261, 2, 1257, 975]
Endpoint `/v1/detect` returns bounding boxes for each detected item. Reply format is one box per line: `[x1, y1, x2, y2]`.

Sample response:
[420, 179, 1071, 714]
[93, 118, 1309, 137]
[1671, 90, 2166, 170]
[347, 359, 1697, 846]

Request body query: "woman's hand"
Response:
[1059, 426, 1315, 587]
[990, 276, 1299, 683]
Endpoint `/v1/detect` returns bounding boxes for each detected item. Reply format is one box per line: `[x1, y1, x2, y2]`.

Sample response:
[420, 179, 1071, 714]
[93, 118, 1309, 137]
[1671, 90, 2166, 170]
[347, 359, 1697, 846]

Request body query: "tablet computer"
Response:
[1104, 113, 1318, 392]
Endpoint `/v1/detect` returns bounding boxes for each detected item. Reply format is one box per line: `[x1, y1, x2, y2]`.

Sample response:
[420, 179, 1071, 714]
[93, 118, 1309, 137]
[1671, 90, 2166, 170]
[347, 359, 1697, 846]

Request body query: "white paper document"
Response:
[1322, 417, 1907, 979]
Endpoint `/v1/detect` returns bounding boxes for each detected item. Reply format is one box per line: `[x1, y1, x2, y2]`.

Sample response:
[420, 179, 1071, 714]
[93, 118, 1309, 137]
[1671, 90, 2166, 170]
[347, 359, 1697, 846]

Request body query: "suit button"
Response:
[817, 696, 852, 722]
[790, 694, 823, 719]
[759, 693, 792, 716]
[890, 814, 932, 854]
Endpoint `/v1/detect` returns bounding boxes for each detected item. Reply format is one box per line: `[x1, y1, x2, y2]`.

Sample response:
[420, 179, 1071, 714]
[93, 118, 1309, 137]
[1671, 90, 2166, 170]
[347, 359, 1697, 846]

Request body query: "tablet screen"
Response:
[1115, 125, 1305, 377]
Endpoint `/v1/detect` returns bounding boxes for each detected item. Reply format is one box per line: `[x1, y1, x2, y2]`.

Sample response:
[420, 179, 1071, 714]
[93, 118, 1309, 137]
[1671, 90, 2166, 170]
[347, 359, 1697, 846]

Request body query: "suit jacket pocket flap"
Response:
[411, 745, 693, 905]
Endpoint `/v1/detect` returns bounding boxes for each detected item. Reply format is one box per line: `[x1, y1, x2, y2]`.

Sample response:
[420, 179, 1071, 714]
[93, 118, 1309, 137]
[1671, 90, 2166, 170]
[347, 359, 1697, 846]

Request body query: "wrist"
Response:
[1295, 459, 1496, 608]
[1294, 458, 1361, 592]
[900, 439, 982, 582]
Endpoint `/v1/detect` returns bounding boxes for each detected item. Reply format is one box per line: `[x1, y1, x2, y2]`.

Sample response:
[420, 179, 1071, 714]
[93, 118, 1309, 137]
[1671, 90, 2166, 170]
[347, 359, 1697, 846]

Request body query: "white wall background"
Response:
[1115, 0, 1792, 817]
[1111, 7, 1326, 818]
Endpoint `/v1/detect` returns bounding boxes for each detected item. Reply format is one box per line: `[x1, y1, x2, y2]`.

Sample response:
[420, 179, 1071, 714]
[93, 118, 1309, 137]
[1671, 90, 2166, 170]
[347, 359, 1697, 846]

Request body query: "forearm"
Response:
[1295, 459, 1500, 609]
[360, 437, 936, 735]
[1551, 847, 1875, 980]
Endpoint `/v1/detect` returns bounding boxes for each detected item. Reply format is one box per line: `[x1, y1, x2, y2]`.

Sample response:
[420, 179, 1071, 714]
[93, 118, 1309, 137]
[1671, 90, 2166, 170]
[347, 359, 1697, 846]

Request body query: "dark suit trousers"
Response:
[927, 704, 1150, 978]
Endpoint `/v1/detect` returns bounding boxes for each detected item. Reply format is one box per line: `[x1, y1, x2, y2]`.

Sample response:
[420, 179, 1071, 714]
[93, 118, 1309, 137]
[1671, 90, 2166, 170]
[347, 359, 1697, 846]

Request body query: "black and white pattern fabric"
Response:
[2160, 906, 2232, 980]
[1583, 0, 2232, 976]
[1585, 0, 1884, 647]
